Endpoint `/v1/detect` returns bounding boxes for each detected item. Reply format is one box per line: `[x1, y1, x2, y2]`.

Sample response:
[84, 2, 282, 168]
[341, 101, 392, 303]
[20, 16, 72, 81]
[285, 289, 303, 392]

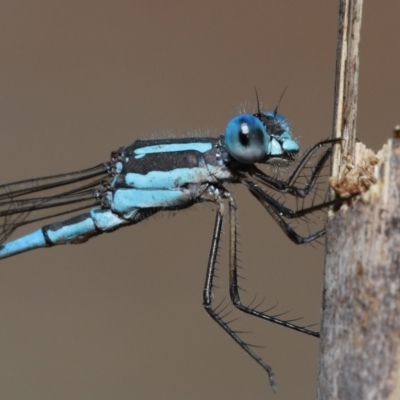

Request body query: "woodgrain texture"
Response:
[319, 139, 400, 399]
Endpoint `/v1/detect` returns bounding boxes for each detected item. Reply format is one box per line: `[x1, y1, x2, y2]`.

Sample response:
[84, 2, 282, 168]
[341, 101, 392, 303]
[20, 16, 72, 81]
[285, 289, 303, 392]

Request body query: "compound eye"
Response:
[224, 114, 267, 164]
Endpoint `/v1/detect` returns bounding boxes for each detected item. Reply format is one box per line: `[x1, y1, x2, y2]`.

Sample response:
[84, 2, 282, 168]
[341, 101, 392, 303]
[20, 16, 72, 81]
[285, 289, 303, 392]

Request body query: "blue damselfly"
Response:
[0, 105, 346, 391]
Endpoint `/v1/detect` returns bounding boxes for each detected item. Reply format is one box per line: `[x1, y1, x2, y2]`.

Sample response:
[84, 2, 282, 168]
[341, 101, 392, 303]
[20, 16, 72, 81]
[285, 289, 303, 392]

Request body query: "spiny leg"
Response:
[242, 179, 355, 245]
[229, 181, 357, 331]
[250, 138, 341, 198]
[202, 199, 277, 392]
[227, 194, 319, 337]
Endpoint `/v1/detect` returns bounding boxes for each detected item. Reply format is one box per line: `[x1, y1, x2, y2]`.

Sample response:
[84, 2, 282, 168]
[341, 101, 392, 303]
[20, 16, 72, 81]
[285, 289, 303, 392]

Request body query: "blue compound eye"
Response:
[224, 114, 268, 164]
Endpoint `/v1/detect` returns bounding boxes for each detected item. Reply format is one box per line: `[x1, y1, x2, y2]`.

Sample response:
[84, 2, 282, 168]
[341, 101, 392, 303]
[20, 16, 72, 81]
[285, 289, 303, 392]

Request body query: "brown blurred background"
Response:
[0, 2, 398, 399]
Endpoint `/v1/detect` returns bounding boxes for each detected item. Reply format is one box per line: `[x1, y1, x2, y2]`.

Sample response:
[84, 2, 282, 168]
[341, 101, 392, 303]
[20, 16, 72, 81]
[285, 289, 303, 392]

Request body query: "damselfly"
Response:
[0, 105, 344, 391]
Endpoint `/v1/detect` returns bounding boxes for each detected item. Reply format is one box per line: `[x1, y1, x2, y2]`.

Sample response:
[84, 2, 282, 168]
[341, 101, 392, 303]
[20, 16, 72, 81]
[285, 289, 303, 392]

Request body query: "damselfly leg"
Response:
[201, 137, 353, 391]
[203, 191, 278, 391]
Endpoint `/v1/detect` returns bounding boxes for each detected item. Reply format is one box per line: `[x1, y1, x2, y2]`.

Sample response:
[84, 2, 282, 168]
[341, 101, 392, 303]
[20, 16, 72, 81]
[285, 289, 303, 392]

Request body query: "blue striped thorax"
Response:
[95, 111, 299, 218]
[112, 136, 230, 188]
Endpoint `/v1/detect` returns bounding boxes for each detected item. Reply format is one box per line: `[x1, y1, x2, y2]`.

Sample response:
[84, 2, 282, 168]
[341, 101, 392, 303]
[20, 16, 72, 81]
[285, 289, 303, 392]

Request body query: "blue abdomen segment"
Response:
[0, 209, 131, 259]
[0, 229, 47, 258]
[44, 213, 97, 244]
[45, 209, 130, 243]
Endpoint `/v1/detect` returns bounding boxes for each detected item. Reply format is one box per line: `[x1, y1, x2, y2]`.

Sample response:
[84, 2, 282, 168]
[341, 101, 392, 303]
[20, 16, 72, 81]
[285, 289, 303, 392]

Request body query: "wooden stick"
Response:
[318, 1, 400, 398]
[331, 0, 363, 173]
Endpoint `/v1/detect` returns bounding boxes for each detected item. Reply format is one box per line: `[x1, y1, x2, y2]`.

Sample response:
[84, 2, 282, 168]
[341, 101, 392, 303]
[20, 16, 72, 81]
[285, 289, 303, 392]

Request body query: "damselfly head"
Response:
[223, 112, 299, 166]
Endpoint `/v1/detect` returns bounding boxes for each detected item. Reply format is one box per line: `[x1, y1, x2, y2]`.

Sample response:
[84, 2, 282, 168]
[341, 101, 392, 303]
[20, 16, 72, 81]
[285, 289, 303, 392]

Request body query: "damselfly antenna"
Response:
[273, 86, 288, 117]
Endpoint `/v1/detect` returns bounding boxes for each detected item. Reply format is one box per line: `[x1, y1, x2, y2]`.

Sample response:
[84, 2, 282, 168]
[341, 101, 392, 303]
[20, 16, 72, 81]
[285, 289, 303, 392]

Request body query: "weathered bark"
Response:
[318, 1, 400, 398]
[330, 0, 363, 170]
[318, 139, 400, 399]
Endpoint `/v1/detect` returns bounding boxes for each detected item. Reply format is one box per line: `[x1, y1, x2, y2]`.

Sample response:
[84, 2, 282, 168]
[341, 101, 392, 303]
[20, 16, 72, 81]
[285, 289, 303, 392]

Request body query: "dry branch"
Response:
[317, 1, 400, 399]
